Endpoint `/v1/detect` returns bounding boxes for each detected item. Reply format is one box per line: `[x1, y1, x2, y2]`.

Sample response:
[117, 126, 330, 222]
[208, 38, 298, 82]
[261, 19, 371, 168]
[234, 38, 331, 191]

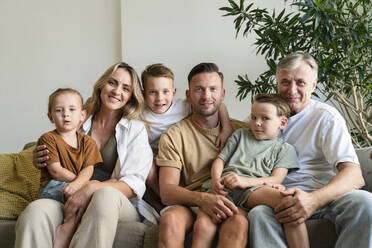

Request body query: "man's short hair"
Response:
[141, 63, 174, 90]
[187, 63, 224, 85]
[253, 93, 291, 118]
[276, 52, 318, 81]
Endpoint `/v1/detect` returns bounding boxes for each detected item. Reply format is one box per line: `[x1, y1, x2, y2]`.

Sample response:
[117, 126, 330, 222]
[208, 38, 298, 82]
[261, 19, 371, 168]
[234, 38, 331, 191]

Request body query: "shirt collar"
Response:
[81, 115, 131, 134]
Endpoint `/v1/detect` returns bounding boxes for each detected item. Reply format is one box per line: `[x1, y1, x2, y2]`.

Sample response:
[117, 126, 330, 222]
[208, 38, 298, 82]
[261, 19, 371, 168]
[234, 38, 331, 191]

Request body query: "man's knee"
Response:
[160, 207, 192, 236]
[339, 190, 372, 216]
[160, 210, 182, 234]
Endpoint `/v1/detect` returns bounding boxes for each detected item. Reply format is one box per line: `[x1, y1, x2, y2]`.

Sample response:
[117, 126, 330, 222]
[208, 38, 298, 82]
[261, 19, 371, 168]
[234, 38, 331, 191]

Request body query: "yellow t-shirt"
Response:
[156, 116, 248, 191]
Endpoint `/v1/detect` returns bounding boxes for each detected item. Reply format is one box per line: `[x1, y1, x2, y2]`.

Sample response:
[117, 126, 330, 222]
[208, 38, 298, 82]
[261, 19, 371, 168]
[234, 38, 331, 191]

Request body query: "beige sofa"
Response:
[0, 147, 371, 248]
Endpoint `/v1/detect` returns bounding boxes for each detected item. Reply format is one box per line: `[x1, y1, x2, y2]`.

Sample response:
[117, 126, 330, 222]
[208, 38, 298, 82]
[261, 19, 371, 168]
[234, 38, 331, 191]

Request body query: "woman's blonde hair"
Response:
[85, 62, 145, 121]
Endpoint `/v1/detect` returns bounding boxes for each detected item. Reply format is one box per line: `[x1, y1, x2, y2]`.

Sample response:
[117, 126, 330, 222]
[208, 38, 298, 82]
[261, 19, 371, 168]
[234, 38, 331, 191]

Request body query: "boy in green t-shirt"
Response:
[194, 94, 308, 248]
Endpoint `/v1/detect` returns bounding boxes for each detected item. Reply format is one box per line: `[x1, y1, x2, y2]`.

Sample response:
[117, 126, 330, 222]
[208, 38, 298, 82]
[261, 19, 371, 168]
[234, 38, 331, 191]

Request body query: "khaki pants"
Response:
[15, 186, 140, 248]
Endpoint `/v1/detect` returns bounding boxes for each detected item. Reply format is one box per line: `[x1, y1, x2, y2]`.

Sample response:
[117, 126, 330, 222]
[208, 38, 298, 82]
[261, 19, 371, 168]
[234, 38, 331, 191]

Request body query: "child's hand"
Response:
[212, 178, 228, 196]
[263, 182, 286, 191]
[215, 127, 232, 150]
[221, 173, 245, 189]
[61, 181, 84, 198]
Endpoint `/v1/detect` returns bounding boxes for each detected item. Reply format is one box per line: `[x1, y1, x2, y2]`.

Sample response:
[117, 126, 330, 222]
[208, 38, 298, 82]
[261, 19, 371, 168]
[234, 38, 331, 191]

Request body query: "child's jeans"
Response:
[38, 180, 67, 204]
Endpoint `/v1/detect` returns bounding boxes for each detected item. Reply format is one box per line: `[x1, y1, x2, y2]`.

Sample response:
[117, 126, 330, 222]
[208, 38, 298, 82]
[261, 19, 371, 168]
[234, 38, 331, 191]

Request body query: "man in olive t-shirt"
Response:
[156, 63, 249, 248]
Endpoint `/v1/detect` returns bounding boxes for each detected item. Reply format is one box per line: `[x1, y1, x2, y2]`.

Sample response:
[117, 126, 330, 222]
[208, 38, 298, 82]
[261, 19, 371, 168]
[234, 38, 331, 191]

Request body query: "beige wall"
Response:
[0, 0, 122, 153]
[122, 0, 288, 120]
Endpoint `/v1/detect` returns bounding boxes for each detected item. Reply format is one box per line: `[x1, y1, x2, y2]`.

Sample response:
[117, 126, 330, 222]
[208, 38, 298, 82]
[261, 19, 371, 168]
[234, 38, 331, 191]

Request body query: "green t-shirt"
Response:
[219, 128, 298, 178]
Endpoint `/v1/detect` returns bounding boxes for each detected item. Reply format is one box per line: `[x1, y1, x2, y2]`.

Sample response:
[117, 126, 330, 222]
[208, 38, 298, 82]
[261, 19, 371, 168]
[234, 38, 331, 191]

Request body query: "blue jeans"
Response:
[248, 190, 372, 248]
[38, 180, 67, 204]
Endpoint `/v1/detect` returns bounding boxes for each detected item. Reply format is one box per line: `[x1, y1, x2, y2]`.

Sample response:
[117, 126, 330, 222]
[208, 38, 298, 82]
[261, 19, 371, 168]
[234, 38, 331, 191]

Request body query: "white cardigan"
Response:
[81, 116, 153, 201]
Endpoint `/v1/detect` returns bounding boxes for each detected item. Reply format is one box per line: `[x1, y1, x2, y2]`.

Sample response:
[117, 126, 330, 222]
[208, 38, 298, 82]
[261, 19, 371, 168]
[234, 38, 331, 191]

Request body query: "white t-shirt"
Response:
[279, 99, 359, 192]
[142, 99, 191, 154]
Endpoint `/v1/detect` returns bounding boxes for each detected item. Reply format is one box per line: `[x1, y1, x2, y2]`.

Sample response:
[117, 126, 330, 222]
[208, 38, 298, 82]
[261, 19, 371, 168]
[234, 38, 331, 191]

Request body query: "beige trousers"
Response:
[15, 186, 140, 248]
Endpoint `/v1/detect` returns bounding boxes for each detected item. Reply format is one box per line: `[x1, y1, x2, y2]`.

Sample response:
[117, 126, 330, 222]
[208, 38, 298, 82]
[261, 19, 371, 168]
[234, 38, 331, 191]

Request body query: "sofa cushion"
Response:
[113, 221, 148, 248]
[0, 220, 16, 248]
[0, 146, 40, 219]
[356, 147, 372, 192]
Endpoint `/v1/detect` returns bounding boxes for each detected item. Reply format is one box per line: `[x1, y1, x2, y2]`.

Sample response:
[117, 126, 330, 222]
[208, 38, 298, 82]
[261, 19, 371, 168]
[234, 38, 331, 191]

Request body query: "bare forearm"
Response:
[72, 166, 93, 186]
[48, 163, 76, 182]
[241, 176, 284, 188]
[310, 162, 364, 208]
[211, 158, 224, 181]
[218, 103, 231, 132]
[160, 183, 204, 207]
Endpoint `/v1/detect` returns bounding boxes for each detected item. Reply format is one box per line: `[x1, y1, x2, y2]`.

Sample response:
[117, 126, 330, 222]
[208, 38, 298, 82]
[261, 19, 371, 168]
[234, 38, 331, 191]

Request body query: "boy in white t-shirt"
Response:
[141, 63, 232, 196]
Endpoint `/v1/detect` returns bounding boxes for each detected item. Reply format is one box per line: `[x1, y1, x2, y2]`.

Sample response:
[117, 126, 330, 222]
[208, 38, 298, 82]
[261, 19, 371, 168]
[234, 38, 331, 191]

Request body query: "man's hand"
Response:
[33, 145, 49, 169]
[212, 178, 228, 196]
[274, 188, 319, 226]
[199, 192, 238, 224]
[221, 173, 246, 189]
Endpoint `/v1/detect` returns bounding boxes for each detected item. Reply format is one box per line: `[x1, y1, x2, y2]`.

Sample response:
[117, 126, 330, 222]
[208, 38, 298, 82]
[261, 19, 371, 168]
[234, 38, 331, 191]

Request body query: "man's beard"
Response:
[193, 101, 221, 117]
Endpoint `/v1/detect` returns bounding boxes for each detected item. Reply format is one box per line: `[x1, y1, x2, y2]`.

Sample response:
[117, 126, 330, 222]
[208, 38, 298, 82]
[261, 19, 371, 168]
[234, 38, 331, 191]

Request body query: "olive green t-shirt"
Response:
[219, 128, 299, 179]
[156, 116, 248, 191]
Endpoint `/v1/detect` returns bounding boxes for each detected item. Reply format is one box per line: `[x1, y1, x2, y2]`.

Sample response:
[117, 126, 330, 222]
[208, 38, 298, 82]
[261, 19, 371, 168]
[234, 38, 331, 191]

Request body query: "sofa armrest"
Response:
[356, 147, 372, 192]
[23, 142, 36, 151]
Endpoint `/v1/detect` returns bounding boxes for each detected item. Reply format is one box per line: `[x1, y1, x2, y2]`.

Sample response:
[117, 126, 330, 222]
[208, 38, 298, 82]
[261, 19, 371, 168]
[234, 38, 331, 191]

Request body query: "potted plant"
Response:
[220, 0, 371, 148]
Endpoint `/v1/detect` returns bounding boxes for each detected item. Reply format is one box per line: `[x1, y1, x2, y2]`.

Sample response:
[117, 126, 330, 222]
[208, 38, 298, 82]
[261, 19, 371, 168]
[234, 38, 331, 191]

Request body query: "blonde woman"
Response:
[15, 62, 153, 248]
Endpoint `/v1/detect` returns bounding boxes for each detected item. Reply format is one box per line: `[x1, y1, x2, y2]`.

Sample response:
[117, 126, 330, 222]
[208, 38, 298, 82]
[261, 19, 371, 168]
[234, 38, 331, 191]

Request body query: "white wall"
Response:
[122, 0, 288, 121]
[0, 0, 290, 153]
[0, 0, 122, 153]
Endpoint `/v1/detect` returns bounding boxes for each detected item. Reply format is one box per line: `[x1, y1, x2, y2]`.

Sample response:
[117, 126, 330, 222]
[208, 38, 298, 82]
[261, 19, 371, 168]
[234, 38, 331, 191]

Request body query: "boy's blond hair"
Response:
[48, 88, 83, 114]
[141, 63, 174, 90]
[253, 93, 291, 118]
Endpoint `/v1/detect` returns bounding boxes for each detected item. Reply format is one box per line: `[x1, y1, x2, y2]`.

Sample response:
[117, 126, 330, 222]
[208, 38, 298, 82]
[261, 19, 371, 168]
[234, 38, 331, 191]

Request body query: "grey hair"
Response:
[276, 52, 318, 81]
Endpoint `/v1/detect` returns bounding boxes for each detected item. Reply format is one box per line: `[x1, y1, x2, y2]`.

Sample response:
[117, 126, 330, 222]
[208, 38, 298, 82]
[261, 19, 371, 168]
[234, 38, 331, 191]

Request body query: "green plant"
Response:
[220, 0, 372, 148]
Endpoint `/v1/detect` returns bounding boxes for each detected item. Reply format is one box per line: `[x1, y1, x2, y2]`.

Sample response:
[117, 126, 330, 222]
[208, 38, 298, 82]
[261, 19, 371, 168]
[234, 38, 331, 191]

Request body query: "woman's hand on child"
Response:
[33, 145, 49, 169]
[212, 178, 228, 196]
[221, 173, 245, 189]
